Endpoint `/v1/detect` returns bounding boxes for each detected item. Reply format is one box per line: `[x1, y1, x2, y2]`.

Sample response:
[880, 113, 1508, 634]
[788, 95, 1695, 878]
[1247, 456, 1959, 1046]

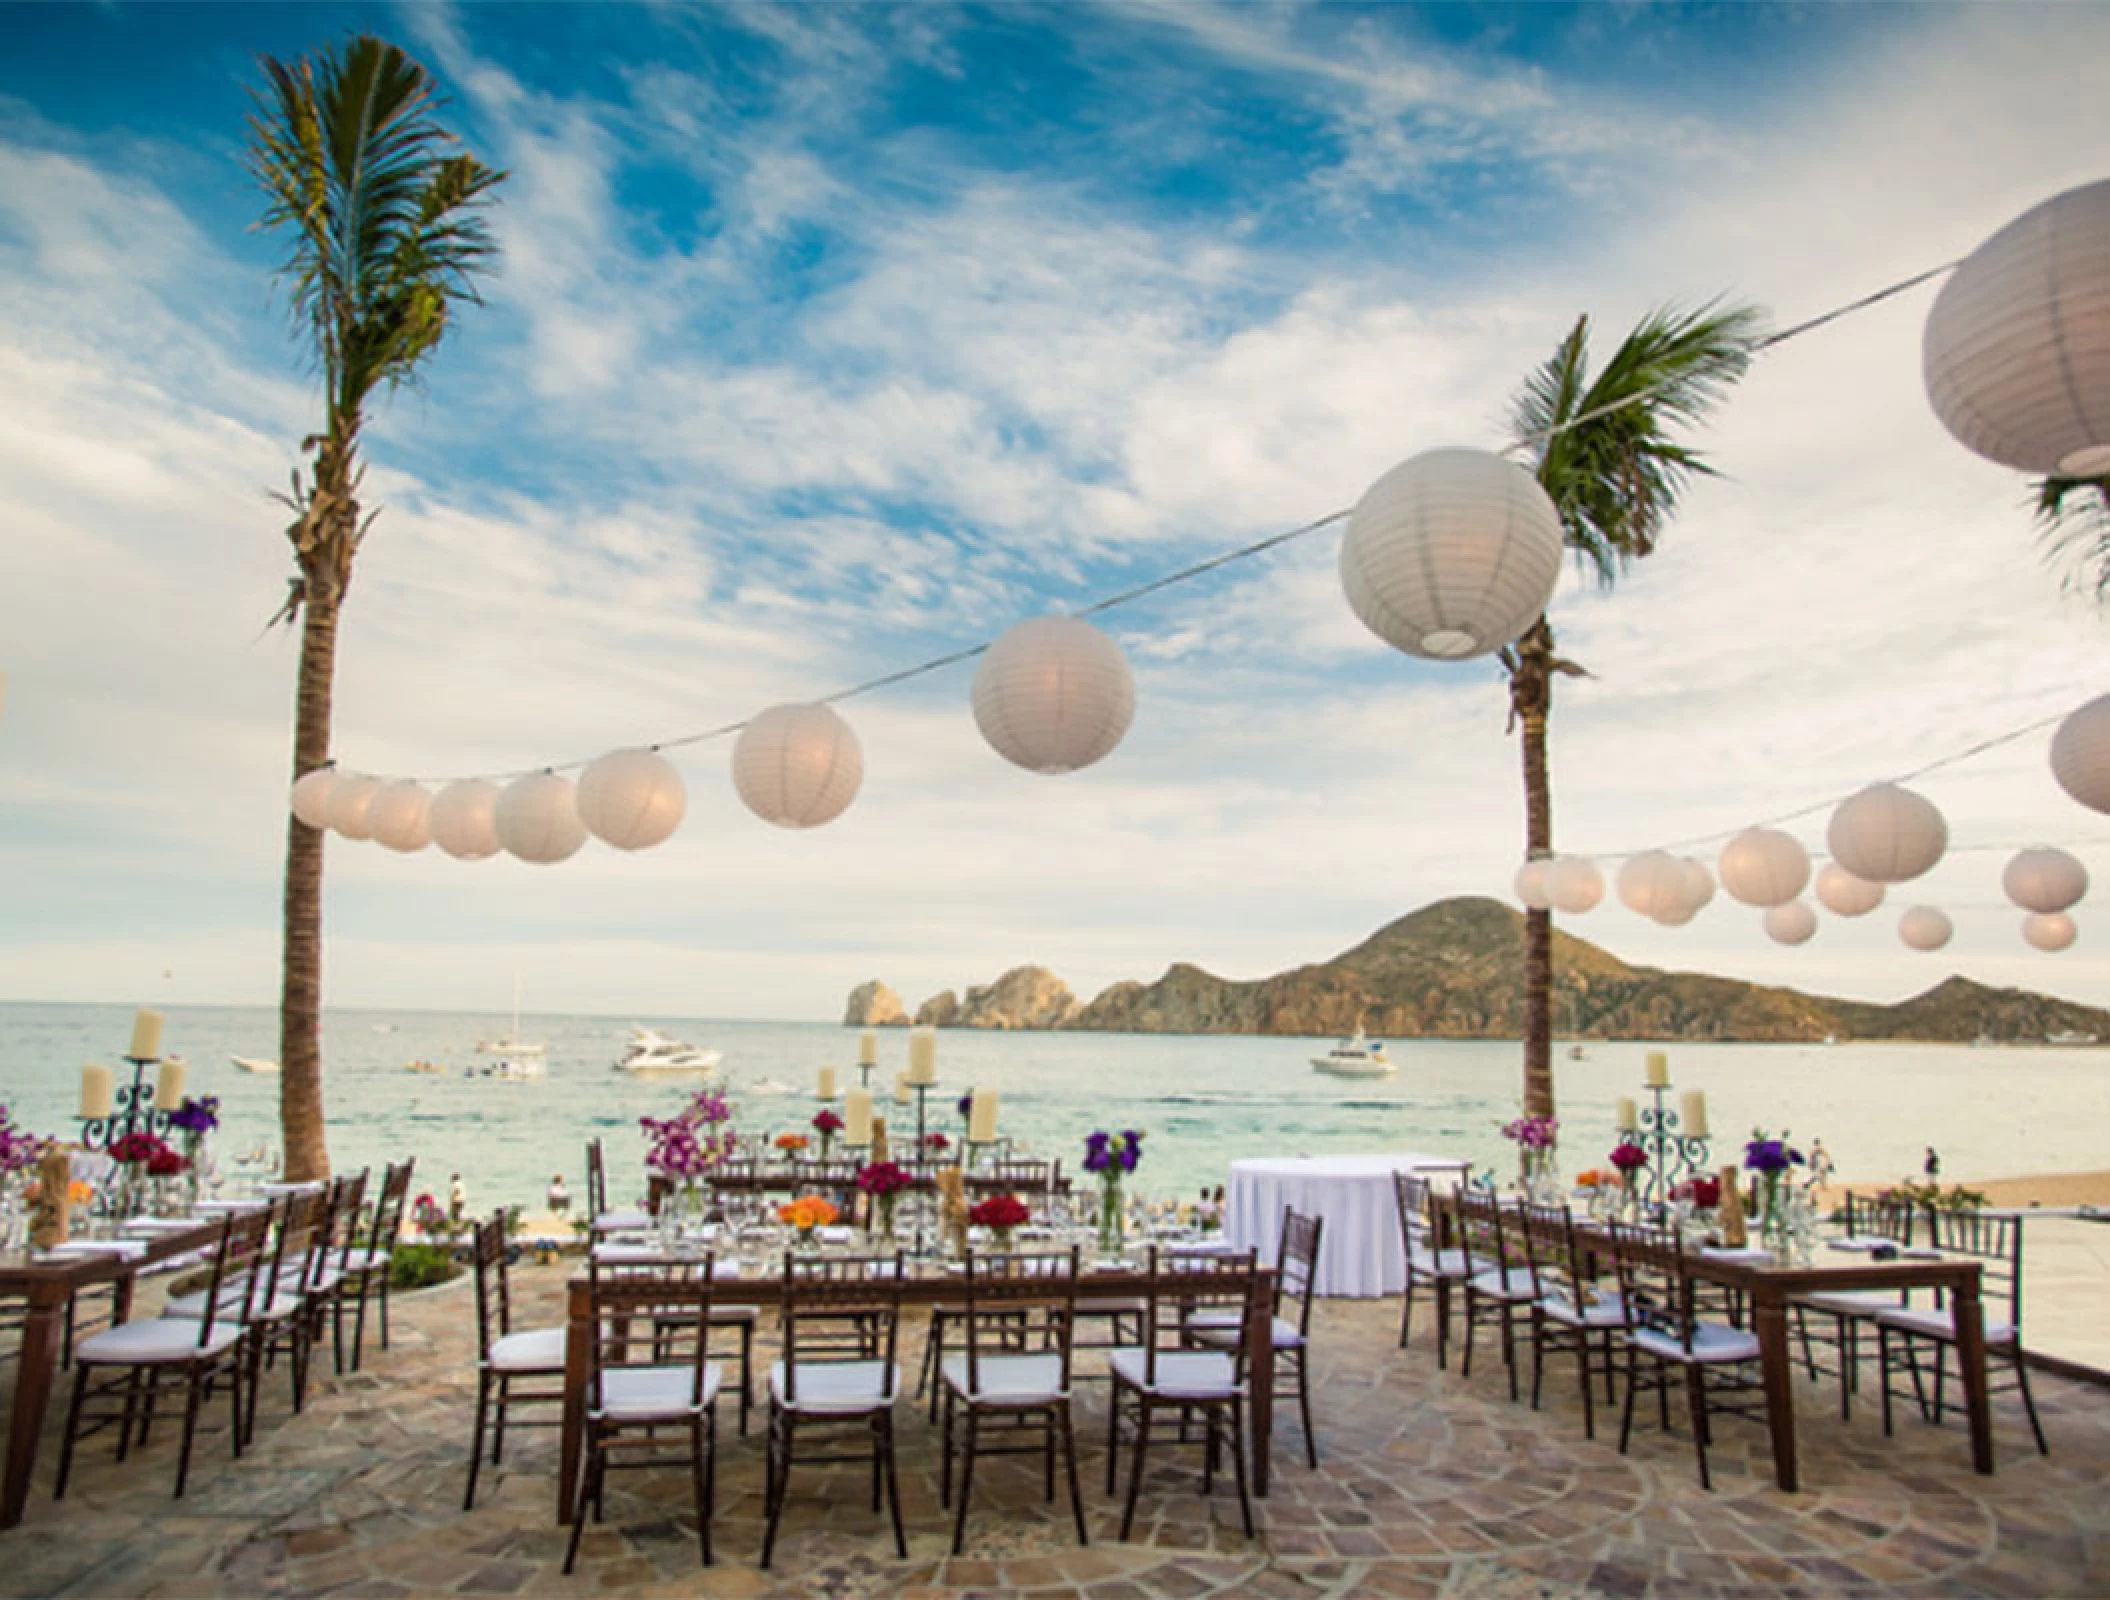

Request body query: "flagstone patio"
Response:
[6, 1261, 2109, 1597]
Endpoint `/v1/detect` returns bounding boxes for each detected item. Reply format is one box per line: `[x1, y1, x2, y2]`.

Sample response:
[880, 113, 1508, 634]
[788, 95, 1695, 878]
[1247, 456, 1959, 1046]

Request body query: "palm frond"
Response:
[2036, 475, 2110, 602]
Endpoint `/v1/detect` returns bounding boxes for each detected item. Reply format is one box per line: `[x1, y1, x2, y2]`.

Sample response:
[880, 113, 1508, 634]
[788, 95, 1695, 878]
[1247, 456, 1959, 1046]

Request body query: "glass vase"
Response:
[1758, 1175, 1792, 1261]
[1096, 1176, 1125, 1256]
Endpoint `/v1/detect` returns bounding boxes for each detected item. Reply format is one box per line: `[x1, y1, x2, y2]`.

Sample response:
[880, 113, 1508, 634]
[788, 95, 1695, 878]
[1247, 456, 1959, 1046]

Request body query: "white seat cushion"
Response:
[1184, 1309, 1304, 1349]
[1873, 1305, 2018, 1347]
[940, 1352, 1068, 1405]
[1800, 1289, 1905, 1317]
[164, 1285, 303, 1324]
[594, 1362, 723, 1422]
[769, 1359, 900, 1415]
[593, 1210, 654, 1234]
[1108, 1347, 1242, 1401]
[1408, 1246, 1478, 1278]
[1468, 1266, 1536, 1302]
[1539, 1291, 1626, 1329]
[79, 1318, 243, 1367]
[488, 1326, 567, 1373]
[335, 1247, 390, 1275]
[1630, 1320, 1761, 1365]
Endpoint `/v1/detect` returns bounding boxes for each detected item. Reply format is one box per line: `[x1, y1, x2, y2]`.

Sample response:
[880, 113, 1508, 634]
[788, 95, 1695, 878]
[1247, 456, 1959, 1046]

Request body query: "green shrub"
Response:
[390, 1242, 462, 1291]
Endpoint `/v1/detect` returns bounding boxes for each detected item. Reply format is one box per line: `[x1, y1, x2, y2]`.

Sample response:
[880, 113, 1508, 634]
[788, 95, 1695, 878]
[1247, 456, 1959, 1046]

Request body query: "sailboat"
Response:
[476, 975, 545, 1057]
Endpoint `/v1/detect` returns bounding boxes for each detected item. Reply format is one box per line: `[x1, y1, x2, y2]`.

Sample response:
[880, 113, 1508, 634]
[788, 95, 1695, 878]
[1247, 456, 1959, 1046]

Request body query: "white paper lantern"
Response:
[1339, 447, 1566, 661]
[1764, 901, 1818, 946]
[495, 772, 587, 864]
[1617, 851, 1687, 920]
[367, 780, 433, 853]
[2024, 911, 2079, 952]
[1923, 179, 2110, 478]
[578, 748, 687, 850]
[1826, 783, 1948, 884]
[290, 768, 337, 830]
[1545, 855, 1604, 914]
[2003, 846, 2089, 914]
[971, 617, 1135, 774]
[1718, 827, 1810, 908]
[1514, 858, 1553, 910]
[732, 704, 864, 828]
[1899, 905, 1954, 952]
[1814, 861, 1885, 918]
[2051, 693, 2110, 814]
[430, 780, 502, 861]
[1677, 858, 1716, 916]
[324, 773, 382, 840]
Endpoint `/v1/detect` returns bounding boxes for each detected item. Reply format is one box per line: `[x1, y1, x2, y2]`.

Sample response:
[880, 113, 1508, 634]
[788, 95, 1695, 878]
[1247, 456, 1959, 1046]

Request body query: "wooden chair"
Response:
[464, 1212, 566, 1509]
[166, 1193, 316, 1440]
[937, 1247, 1087, 1554]
[1605, 1221, 1765, 1490]
[54, 1211, 264, 1500]
[1106, 1247, 1259, 1542]
[762, 1253, 909, 1568]
[1875, 1207, 2047, 1455]
[587, 1137, 652, 1234]
[561, 1254, 724, 1574]
[1456, 1189, 1535, 1399]
[1518, 1201, 1624, 1439]
[1793, 1189, 1917, 1419]
[302, 1169, 367, 1379]
[1393, 1170, 1476, 1367]
[1185, 1208, 1324, 1468]
[337, 1157, 414, 1369]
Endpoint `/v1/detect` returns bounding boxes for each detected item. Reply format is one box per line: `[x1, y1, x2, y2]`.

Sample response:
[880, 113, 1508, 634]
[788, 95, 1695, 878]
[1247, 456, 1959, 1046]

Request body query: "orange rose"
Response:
[777, 1194, 838, 1231]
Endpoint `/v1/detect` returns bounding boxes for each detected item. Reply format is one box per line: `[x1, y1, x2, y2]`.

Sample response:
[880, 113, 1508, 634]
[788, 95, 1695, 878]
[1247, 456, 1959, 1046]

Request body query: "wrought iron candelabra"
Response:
[1621, 1081, 1711, 1216]
[907, 1080, 938, 1257]
[79, 1056, 171, 1153]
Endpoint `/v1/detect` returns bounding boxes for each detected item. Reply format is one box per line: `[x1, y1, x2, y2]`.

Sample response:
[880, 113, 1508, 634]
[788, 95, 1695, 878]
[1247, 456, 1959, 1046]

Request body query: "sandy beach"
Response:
[1829, 1169, 2110, 1208]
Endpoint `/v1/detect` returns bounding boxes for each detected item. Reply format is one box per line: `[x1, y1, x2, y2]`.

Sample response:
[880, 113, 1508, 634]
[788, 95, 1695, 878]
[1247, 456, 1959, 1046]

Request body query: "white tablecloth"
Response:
[1226, 1152, 1465, 1298]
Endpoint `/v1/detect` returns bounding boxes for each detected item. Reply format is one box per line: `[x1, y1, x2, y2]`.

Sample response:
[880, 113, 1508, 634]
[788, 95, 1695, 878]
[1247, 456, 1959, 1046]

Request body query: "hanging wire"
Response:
[386, 259, 1969, 788]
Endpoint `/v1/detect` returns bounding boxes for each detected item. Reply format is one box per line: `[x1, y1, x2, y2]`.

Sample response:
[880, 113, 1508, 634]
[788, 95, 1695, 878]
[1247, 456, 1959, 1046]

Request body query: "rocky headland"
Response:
[841, 895, 2110, 1044]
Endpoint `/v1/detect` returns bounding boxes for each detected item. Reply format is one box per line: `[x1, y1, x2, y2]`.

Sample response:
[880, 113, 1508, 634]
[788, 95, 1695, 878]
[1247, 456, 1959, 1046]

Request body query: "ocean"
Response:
[2, 1002, 2101, 1212]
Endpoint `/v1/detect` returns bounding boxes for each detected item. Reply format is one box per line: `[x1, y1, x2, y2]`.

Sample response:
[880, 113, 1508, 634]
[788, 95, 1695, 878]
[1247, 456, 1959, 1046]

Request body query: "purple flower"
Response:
[1743, 1131, 1804, 1176]
[1082, 1128, 1143, 1176]
[957, 1093, 975, 1119]
[167, 1095, 219, 1136]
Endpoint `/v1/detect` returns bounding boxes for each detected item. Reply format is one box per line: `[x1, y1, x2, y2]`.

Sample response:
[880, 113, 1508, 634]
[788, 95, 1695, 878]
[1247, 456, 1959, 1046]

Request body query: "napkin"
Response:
[194, 1198, 271, 1214]
[43, 1239, 148, 1262]
[122, 1216, 205, 1234]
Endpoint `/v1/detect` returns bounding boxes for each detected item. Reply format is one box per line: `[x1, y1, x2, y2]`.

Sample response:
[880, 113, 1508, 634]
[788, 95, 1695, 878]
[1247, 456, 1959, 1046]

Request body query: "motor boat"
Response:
[1310, 1029, 1395, 1078]
[612, 1027, 723, 1077]
[2047, 1030, 2100, 1047]
[470, 1057, 546, 1081]
[229, 1056, 279, 1075]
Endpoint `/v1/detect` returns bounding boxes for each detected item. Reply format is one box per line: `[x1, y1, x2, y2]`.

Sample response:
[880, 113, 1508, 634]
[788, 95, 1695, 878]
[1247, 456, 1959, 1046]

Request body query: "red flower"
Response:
[1689, 1175, 1722, 1209]
[1609, 1142, 1648, 1174]
[968, 1193, 1030, 1232]
[146, 1146, 189, 1178]
[812, 1109, 845, 1136]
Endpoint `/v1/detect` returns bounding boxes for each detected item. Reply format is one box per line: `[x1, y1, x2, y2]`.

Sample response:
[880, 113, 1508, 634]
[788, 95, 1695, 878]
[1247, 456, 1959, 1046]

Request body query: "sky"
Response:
[4, 1, 2110, 1026]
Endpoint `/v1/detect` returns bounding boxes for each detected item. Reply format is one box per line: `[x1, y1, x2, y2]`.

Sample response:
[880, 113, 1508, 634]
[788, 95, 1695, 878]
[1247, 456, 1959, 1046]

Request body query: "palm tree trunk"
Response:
[1513, 621, 1557, 1121]
[278, 583, 337, 1183]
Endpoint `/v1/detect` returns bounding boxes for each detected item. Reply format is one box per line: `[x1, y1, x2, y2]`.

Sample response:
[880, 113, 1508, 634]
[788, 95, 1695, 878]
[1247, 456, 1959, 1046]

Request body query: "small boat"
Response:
[1310, 1029, 1395, 1078]
[2047, 1030, 2100, 1047]
[470, 1057, 546, 1081]
[403, 1059, 447, 1075]
[229, 1055, 279, 1075]
[1567, 1044, 1588, 1061]
[612, 1027, 723, 1077]
[476, 976, 545, 1057]
[743, 1076, 797, 1096]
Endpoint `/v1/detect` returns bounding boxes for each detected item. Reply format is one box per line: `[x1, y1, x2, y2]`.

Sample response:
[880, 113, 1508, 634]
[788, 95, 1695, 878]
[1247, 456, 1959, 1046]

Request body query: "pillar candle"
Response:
[1613, 1096, 1637, 1133]
[156, 1058, 187, 1111]
[79, 1063, 114, 1120]
[817, 1065, 837, 1101]
[1680, 1090, 1709, 1138]
[907, 1026, 937, 1085]
[129, 1008, 164, 1061]
[894, 1071, 911, 1105]
[1644, 1050, 1670, 1088]
[968, 1086, 999, 1144]
[844, 1088, 873, 1144]
[858, 1029, 878, 1066]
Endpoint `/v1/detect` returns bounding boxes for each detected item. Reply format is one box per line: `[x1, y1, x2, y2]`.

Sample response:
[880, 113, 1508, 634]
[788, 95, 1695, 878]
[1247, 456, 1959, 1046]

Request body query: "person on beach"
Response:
[547, 1173, 570, 1216]
[1808, 1139, 1835, 1190]
[449, 1172, 468, 1224]
[1924, 1147, 1941, 1180]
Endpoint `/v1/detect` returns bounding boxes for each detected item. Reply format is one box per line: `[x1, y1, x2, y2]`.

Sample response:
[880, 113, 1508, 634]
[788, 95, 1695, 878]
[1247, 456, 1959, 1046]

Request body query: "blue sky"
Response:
[4, 2, 2110, 1023]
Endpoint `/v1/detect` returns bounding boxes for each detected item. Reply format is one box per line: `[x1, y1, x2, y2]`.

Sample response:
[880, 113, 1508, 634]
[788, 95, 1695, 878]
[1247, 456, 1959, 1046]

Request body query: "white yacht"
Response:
[471, 1057, 546, 1081]
[612, 1027, 723, 1077]
[476, 977, 546, 1056]
[1310, 1028, 1396, 1078]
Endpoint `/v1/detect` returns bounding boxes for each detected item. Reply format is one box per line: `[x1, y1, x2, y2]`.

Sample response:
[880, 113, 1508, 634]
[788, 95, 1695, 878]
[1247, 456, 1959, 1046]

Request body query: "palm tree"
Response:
[248, 37, 505, 1180]
[2035, 475, 2110, 598]
[1500, 303, 1765, 1122]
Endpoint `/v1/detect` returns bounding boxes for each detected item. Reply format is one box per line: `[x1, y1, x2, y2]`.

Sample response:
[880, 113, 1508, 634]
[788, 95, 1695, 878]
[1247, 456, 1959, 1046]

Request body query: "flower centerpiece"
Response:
[1605, 1141, 1647, 1220]
[778, 1193, 839, 1250]
[774, 1132, 810, 1160]
[110, 1130, 186, 1216]
[1669, 1174, 1723, 1241]
[968, 1192, 1030, 1251]
[1083, 1129, 1143, 1254]
[1501, 1113, 1560, 1202]
[642, 1088, 736, 1236]
[166, 1095, 219, 1208]
[1743, 1129, 1805, 1257]
[0, 1107, 53, 1246]
[856, 1159, 912, 1241]
[811, 1108, 844, 1162]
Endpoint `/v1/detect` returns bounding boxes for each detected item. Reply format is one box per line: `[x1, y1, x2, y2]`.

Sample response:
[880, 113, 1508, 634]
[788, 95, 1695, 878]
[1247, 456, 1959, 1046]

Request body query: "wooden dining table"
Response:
[0, 1216, 224, 1529]
[557, 1252, 1281, 1522]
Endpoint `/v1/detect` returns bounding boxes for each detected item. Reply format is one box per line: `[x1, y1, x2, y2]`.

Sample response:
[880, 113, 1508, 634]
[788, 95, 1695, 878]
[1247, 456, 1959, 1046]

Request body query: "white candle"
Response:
[1681, 1090, 1709, 1139]
[129, 1008, 164, 1061]
[894, 1071, 912, 1105]
[1645, 1050, 1670, 1088]
[817, 1065, 837, 1101]
[858, 1029, 878, 1066]
[156, 1058, 187, 1111]
[80, 1063, 114, 1120]
[1614, 1096, 1637, 1133]
[968, 1085, 999, 1144]
[844, 1088, 873, 1144]
[907, 1026, 937, 1085]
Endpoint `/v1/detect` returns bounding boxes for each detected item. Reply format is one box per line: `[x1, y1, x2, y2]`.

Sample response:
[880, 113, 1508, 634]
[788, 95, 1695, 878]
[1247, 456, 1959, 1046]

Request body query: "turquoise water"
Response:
[2, 1002, 2103, 1212]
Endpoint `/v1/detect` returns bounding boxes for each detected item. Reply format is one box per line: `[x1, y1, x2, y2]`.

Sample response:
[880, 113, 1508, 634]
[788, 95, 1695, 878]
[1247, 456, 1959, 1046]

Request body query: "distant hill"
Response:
[844, 895, 2110, 1043]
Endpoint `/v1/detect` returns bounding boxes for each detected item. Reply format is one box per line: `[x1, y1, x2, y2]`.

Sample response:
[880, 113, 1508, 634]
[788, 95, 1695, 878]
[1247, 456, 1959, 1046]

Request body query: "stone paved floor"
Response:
[6, 1264, 2110, 1597]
